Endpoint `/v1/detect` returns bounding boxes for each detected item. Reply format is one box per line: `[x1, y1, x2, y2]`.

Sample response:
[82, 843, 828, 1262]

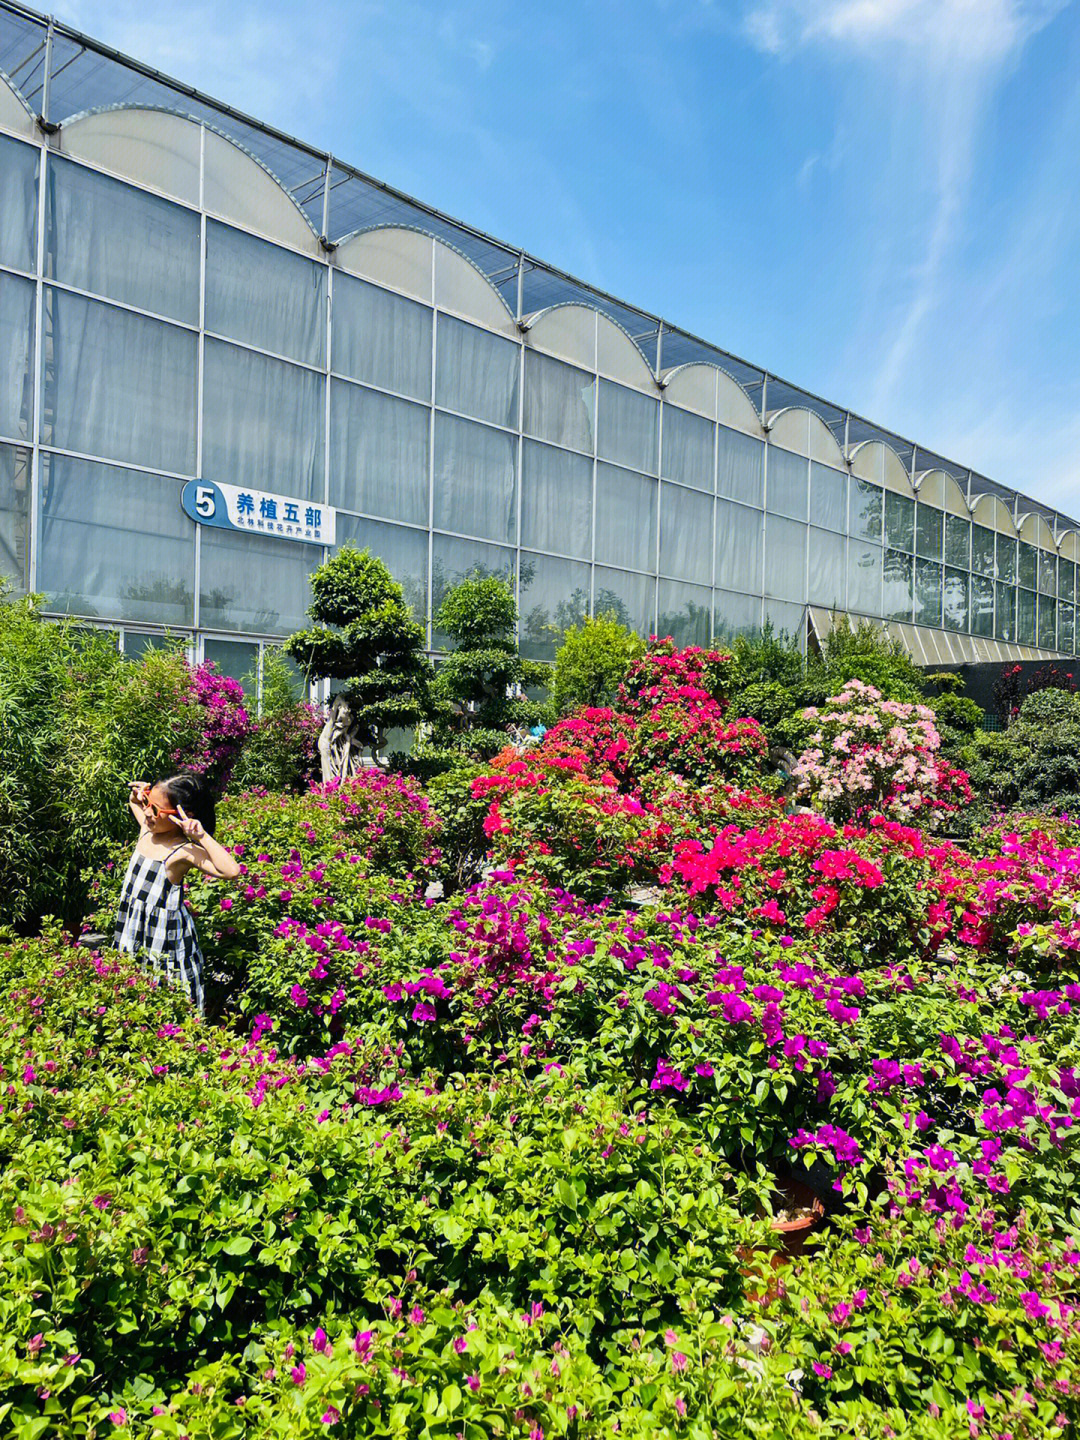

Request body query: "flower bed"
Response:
[9, 641, 1080, 1436]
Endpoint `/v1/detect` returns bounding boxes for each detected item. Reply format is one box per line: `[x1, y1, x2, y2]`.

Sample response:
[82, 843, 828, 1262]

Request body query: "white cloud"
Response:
[744, 0, 1068, 61]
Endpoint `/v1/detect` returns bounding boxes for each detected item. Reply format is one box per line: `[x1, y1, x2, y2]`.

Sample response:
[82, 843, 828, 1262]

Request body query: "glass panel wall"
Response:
[714, 588, 762, 640]
[432, 413, 517, 544]
[883, 549, 913, 621]
[764, 515, 806, 603]
[594, 463, 657, 572]
[332, 274, 432, 402]
[661, 405, 714, 492]
[206, 219, 326, 365]
[716, 500, 763, 594]
[971, 574, 994, 637]
[0, 443, 30, 592]
[597, 380, 657, 474]
[47, 154, 200, 323]
[809, 463, 846, 532]
[37, 454, 193, 624]
[1039, 596, 1057, 650]
[0, 272, 33, 442]
[519, 553, 591, 659]
[766, 446, 808, 521]
[849, 541, 882, 615]
[885, 493, 915, 553]
[850, 478, 883, 542]
[435, 314, 519, 429]
[523, 352, 594, 454]
[995, 582, 1015, 641]
[659, 483, 712, 584]
[42, 288, 197, 474]
[521, 441, 591, 560]
[12, 125, 1080, 662]
[945, 514, 970, 570]
[943, 568, 968, 631]
[807, 528, 846, 606]
[203, 339, 323, 496]
[1017, 587, 1037, 645]
[659, 580, 711, 646]
[970, 524, 995, 577]
[914, 559, 942, 628]
[200, 527, 313, 636]
[334, 513, 428, 622]
[717, 427, 763, 505]
[594, 565, 655, 637]
[329, 380, 429, 524]
[915, 503, 943, 560]
[0, 134, 37, 274]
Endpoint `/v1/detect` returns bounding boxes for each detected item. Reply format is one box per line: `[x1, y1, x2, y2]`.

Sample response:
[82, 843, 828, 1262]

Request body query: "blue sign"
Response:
[181, 481, 336, 546]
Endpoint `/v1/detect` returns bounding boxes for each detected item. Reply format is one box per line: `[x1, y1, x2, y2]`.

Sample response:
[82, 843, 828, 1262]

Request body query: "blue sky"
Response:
[56, 0, 1080, 513]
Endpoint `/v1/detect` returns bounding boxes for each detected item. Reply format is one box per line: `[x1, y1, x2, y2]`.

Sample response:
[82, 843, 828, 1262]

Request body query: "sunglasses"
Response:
[136, 789, 177, 821]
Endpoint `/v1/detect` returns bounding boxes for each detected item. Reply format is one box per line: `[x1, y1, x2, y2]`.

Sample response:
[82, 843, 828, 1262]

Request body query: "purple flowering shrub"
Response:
[228, 700, 323, 795]
[174, 661, 251, 791]
[88, 771, 442, 1005]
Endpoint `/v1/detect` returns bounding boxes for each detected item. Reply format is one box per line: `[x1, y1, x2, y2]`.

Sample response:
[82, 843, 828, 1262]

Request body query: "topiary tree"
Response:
[285, 546, 433, 779]
[432, 574, 552, 758]
[550, 611, 644, 716]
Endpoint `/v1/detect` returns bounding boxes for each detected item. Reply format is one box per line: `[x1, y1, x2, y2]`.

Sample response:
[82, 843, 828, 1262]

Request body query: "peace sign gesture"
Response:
[176, 805, 206, 844]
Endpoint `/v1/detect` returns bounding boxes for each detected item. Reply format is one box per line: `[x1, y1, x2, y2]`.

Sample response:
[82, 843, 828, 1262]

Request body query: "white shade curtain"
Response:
[43, 288, 197, 474]
[202, 338, 323, 497]
[661, 405, 714, 492]
[597, 379, 658, 475]
[36, 454, 193, 624]
[0, 272, 33, 442]
[47, 155, 199, 323]
[332, 273, 432, 402]
[0, 135, 37, 274]
[435, 314, 519, 429]
[433, 412, 517, 545]
[329, 379, 429, 525]
[523, 351, 594, 454]
[521, 440, 591, 559]
[594, 463, 656, 571]
[659, 482, 712, 584]
[206, 219, 326, 365]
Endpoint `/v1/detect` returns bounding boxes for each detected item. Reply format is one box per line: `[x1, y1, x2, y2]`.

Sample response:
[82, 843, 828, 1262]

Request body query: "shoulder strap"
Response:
[164, 841, 191, 863]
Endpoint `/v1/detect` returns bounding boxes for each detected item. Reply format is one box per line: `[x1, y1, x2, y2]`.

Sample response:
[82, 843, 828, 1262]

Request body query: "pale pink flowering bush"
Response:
[792, 679, 971, 830]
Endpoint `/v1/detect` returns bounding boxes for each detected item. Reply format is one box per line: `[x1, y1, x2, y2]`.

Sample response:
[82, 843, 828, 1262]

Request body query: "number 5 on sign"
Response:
[180, 480, 230, 532]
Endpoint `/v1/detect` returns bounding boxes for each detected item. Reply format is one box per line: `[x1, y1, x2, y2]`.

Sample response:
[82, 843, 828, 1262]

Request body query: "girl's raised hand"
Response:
[176, 806, 206, 843]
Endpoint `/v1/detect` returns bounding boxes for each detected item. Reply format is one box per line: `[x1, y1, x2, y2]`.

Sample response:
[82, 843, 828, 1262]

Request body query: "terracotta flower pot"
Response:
[740, 1178, 827, 1301]
[766, 1177, 825, 1252]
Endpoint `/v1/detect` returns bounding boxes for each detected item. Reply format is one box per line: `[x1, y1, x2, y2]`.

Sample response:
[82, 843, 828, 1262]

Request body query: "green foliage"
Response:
[968, 684, 1080, 818]
[550, 612, 645, 715]
[811, 615, 925, 702]
[230, 648, 322, 795]
[286, 547, 434, 758]
[0, 590, 201, 930]
[431, 575, 552, 749]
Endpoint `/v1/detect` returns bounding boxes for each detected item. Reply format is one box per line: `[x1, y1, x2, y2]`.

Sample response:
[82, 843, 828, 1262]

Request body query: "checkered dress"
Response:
[113, 844, 205, 1013]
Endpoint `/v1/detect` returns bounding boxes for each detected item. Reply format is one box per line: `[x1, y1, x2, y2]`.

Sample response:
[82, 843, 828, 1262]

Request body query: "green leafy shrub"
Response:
[0, 591, 244, 931]
[550, 612, 644, 716]
[968, 685, 1080, 819]
[431, 575, 552, 756]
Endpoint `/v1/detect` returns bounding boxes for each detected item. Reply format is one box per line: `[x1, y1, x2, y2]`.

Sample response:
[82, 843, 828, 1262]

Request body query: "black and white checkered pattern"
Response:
[113, 845, 205, 1013]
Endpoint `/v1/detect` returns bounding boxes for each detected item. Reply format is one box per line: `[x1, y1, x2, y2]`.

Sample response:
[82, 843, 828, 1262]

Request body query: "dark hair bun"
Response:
[158, 772, 217, 836]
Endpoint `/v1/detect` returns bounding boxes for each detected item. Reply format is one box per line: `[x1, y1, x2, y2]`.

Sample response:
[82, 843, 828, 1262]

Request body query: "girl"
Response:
[113, 772, 240, 1012]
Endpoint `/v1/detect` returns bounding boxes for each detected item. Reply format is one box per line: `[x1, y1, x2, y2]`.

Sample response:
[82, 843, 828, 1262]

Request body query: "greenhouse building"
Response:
[1, 0, 1078, 683]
